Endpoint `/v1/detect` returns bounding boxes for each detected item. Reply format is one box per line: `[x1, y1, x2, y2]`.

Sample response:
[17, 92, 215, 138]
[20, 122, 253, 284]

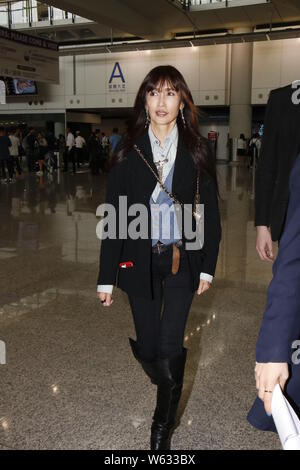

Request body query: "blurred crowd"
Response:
[0, 125, 122, 183]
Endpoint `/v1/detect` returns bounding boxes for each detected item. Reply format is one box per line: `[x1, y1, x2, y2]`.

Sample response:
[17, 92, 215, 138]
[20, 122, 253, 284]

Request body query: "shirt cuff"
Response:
[97, 285, 114, 294]
[200, 273, 213, 283]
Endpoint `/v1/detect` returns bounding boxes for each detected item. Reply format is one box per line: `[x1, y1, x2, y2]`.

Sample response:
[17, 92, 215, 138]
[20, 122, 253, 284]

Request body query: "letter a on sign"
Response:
[109, 62, 125, 84]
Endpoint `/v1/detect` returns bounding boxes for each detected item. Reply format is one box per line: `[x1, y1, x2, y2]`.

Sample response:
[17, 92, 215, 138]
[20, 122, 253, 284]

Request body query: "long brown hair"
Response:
[113, 65, 218, 189]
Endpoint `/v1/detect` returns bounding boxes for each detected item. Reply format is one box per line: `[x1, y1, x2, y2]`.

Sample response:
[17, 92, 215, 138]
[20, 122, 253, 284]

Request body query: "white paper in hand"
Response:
[271, 384, 300, 450]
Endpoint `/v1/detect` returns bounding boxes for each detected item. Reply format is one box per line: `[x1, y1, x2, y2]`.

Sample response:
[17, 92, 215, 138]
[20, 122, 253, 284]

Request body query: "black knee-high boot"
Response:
[151, 348, 187, 450]
[129, 338, 158, 385]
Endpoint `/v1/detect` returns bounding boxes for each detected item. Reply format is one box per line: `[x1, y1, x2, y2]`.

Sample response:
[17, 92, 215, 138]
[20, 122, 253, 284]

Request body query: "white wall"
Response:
[0, 44, 230, 113]
[252, 38, 300, 103]
[73, 46, 229, 109]
[1, 38, 300, 114]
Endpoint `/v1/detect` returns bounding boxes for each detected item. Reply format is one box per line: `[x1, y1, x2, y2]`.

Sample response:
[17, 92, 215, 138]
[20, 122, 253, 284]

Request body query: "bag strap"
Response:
[133, 144, 200, 210]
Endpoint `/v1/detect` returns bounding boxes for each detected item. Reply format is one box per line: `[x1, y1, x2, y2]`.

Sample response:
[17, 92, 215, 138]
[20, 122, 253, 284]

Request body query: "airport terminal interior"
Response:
[0, 0, 300, 450]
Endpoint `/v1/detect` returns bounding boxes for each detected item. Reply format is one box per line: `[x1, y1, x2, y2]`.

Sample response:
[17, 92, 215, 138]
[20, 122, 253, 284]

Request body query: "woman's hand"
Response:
[197, 280, 211, 295]
[97, 292, 114, 307]
[255, 362, 289, 415]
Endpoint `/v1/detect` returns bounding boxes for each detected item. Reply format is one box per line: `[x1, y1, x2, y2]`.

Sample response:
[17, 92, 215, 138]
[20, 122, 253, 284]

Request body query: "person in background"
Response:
[101, 132, 109, 157]
[58, 134, 66, 169]
[88, 130, 103, 175]
[46, 130, 57, 171]
[36, 132, 48, 176]
[64, 128, 75, 174]
[237, 133, 247, 158]
[0, 127, 13, 183]
[97, 130, 107, 173]
[109, 127, 121, 155]
[8, 128, 22, 177]
[15, 127, 23, 141]
[16, 127, 25, 167]
[75, 131, 86, 168]
[25, 127, 38, 173]
[248, 132, 261, 169]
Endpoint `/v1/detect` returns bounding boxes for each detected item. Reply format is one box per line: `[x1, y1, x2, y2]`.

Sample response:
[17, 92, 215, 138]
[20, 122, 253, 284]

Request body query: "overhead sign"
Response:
[108, 62, 126, 92]
[0, 25, 59, 84]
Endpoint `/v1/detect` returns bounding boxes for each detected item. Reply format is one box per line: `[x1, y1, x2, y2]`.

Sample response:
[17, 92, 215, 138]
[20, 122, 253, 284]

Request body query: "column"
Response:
[229, 27, 253, 140]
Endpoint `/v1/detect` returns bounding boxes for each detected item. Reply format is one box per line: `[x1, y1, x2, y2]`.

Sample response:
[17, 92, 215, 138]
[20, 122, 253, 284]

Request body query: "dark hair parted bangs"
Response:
[143, 69, 180, 94]
[112, 65, 218, 192]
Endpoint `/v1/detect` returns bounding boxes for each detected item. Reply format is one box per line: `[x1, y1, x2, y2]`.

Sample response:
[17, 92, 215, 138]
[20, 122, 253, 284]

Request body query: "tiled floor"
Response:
[0, 164, 281, 449]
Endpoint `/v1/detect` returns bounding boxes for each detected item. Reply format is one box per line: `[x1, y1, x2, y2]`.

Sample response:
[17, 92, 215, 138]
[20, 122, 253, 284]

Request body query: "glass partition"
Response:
[30, 1, 50, 23]
[52, 7, 66, 20]
[0, 1, 85, 27]
[0, 4, 8, 27]
[11, 1, 29, 24]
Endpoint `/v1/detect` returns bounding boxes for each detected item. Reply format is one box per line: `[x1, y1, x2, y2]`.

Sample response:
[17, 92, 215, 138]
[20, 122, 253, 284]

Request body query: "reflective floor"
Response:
[0, 163, 280, 449]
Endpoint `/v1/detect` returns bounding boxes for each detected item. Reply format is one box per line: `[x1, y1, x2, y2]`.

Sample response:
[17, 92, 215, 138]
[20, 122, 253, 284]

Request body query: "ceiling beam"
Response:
[58, 27, 300, 56]
[42, 0, 170, 40]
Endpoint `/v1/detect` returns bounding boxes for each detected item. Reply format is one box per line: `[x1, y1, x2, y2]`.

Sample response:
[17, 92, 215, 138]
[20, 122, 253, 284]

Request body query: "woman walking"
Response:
[36, 132, 48, 175]
[97, 65, 221, 450]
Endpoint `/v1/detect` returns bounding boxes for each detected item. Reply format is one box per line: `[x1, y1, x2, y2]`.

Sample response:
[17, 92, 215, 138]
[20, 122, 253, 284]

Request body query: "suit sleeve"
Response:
[200, 178, 222, 276]
[255, 89, 281, 227]
[256, 178, 300, 363]
[97, 158, 127, 286]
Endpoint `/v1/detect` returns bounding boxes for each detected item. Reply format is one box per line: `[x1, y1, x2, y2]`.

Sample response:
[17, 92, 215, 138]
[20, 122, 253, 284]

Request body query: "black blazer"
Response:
[255, 84, 300, 241]
[97, 131, 221, 299]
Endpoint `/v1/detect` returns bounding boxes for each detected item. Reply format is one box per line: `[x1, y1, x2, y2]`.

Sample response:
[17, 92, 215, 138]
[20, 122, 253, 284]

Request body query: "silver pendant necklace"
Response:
[154, 141, 171, 182]
[155, 158, 168, 182]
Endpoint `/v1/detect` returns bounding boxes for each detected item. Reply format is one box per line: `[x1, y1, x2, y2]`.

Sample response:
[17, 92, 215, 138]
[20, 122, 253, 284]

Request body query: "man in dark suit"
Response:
[255, 82, 300, 260]
[248, 154, 300, 430]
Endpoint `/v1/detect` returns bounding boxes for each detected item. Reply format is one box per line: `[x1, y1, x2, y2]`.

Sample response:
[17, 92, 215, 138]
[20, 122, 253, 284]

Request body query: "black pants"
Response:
[128, 247, 194, 360]
[0, 158, 13, 179]
[90, 153, 100, 174]
[13, 156, 22, 175]
[63, 148, 76, 173]
[26, 151, 35, 172]
[76, 148, 84, 166]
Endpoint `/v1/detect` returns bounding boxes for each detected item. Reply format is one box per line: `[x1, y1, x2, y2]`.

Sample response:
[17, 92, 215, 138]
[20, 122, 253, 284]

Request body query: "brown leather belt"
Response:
[152, 240, 183, 275]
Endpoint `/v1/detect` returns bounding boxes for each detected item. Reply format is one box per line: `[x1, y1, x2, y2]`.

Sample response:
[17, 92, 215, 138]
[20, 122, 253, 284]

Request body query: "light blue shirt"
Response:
[148, 125, 181, 245]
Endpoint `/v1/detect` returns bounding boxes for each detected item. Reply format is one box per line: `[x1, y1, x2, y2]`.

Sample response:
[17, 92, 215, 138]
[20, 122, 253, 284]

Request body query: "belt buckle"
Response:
[154, 241, 163, 254]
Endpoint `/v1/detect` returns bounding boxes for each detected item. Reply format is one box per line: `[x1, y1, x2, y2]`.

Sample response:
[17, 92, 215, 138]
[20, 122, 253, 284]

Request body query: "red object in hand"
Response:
[119, 261, 134, 268]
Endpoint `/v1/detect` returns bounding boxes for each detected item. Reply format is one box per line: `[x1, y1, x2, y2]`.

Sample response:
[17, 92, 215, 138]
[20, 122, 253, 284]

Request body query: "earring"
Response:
[180, 108, 186, 129]
[145, 109, 150, 128]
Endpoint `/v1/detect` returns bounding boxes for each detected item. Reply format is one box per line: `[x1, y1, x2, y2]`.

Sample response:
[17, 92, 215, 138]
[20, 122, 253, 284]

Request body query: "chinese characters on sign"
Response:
[0, 25, 59, 84]
[108, 62, 126, 93]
